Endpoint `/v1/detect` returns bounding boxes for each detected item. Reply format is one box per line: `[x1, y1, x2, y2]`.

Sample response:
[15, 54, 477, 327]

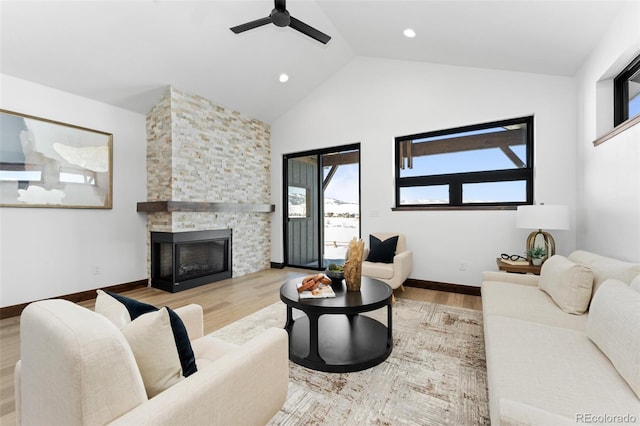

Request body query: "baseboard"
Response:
[0, 279, 149, 319]
[404, 278, 481, 296]
[270, 262, 285, 269]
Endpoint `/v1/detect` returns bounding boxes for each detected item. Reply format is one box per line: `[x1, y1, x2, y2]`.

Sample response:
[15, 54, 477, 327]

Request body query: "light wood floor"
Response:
[0, 268, 481, 425]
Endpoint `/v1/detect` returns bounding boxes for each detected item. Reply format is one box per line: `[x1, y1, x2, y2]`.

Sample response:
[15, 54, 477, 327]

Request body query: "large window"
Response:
[395, 116, 533, 209]
[614, 53, 640, 126]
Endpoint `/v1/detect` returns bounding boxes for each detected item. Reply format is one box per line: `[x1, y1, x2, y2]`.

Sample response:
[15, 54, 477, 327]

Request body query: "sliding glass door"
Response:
[284, 144, 360, 269]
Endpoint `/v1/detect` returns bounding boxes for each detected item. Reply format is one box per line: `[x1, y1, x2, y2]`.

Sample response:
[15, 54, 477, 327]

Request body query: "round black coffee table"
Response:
[279, 276, 393, 373]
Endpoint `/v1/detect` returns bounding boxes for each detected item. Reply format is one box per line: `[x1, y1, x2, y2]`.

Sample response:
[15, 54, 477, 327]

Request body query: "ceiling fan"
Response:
[230, 0, 331, 45]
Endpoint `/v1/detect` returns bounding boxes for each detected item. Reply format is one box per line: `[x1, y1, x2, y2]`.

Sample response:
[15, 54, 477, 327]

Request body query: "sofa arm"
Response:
[393, 250, 413, 281]
[173, 304, 204, 340]
[482, 271, 539, 287]
[14, 361, 22, 426]
[109, 327, 289, 426]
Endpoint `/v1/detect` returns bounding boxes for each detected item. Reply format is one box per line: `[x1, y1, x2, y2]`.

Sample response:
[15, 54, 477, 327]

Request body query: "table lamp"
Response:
[516, 204, 569, 257]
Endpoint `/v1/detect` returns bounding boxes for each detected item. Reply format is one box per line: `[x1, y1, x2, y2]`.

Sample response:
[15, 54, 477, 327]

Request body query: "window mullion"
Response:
[450, 181, 462, 205]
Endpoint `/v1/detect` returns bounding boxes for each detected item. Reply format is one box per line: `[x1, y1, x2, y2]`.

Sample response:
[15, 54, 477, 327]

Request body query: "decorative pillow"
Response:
[366, 235, 399, 263]
[586, 279, 640, 399]
[95, 289, 155, 328]
[538, 255, 593, 314]
[121, 308, 185, 397]
[95, 290, 197, 396]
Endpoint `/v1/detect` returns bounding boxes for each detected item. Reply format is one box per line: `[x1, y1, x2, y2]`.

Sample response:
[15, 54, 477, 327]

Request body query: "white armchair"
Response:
[15, 299, 288, 426]
[362, 232, 413, 292]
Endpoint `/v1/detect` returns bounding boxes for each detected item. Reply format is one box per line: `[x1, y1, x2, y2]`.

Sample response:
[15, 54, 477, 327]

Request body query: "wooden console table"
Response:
[496, 258, 541, 275]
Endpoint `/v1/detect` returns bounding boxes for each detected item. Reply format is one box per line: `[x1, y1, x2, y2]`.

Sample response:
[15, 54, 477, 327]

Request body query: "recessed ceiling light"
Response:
[279, 73, 289, 83]
[403, 28, 416, 38]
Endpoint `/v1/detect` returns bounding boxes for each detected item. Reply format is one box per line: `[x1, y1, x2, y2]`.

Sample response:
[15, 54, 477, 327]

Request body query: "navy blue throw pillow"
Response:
[106, 291, 197, 377]
[165, 307, 198, 377]
[106, 291, 156, 320]
[366, 235, 399, 263]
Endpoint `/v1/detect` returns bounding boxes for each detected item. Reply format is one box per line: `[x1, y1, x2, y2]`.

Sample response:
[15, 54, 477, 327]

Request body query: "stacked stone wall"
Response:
[145, 87, 272, 278]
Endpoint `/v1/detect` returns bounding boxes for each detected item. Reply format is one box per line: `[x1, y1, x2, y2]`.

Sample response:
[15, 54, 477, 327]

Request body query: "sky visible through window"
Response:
[324, 163, 359, 203]
[400, 126, 528, 203]
[323, 127, 530, 205]
[629, 89, 640, 119]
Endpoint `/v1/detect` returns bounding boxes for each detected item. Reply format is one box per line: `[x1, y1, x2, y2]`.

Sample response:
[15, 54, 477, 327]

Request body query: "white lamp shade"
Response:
[516, 205, 569, 230]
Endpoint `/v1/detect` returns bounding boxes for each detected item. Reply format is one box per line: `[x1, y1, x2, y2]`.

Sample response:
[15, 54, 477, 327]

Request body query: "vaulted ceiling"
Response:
[0, 1, 628, 123]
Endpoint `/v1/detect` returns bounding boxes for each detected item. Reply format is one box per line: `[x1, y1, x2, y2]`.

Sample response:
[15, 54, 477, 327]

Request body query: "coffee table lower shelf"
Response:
[287, 314, 392, 373]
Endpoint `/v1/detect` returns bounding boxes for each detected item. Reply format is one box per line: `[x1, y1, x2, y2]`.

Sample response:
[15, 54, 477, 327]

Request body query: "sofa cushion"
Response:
[191, 335, 239, 369]
[481, 281, 587, 331]
[483, 315, 640, 424]
[95, 291, 197, 391]
[568, 250, 640, 295]
[631, 274, 640, 292]
[362, 261, 394, 279]
[366, 234, 398, 263]
[538, 255, 593, 314]
[587, 279, 640, 399]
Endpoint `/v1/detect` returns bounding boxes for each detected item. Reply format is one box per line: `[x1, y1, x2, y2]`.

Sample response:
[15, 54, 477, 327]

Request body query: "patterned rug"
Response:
[210, 298, 489, 425]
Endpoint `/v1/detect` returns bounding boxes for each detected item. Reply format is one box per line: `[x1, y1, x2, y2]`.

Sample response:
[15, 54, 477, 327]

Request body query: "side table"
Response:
[496, 258, 541, 275]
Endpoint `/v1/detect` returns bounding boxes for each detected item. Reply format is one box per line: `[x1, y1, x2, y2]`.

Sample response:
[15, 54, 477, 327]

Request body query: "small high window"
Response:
[614, 53, 640, 126]
[395, 116, 533, 209]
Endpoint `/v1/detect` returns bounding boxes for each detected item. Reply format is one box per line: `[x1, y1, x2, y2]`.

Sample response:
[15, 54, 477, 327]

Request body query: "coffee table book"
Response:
[296, 283, 336, 299]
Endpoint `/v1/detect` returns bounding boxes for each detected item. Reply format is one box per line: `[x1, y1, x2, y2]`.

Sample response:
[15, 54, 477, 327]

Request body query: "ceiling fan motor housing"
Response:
[271, 8, 291, 27]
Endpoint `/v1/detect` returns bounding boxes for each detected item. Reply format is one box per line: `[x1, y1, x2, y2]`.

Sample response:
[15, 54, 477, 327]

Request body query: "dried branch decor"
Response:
[344, 237, 364, 291]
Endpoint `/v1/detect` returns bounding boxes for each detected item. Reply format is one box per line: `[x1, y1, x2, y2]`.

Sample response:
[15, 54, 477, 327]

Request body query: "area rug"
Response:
[210, 298, 489, 425]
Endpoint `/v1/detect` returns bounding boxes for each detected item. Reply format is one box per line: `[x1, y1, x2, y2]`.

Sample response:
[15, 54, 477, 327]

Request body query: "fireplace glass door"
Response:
[151, 229, 232, 292]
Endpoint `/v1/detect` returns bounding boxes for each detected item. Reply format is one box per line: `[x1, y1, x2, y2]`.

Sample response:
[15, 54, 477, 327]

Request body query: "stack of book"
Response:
[297, 283, 336, 299]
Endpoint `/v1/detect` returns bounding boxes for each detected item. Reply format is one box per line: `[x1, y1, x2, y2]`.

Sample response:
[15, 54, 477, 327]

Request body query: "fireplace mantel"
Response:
[137, 201, 275, 213]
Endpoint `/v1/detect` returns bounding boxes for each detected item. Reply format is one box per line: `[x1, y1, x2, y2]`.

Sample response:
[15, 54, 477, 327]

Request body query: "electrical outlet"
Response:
[92, 265, 101, 275]
[458, 262, 467, 272]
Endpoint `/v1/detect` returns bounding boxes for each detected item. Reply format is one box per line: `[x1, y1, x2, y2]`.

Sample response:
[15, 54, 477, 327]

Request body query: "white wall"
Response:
[270, 57, 577, 286]
[0, 74, 148, 307]
[575, 2, 640, 263]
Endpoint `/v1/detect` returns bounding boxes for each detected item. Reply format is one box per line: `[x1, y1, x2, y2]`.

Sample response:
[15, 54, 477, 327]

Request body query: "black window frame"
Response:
[394, 116, 534, 210]
[614, 53, 640, 127]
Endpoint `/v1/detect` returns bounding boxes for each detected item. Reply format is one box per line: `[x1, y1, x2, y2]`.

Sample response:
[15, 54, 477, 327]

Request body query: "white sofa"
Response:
[481, 250, 640, 425]
[15, 299, 289, 426]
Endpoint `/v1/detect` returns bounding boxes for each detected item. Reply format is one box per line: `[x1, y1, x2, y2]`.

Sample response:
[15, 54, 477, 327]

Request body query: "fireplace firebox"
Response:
[151, 229, 232, 292]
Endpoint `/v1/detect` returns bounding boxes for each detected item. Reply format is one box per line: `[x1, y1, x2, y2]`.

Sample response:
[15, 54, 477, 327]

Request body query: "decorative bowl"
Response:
[324, 268, 344, 284]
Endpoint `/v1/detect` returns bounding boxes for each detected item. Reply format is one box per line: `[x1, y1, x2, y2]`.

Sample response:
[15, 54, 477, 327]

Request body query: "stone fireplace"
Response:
[140, 87, 274, 288]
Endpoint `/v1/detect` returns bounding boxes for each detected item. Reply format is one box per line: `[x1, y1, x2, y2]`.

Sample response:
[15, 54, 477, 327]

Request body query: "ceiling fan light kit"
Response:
[230, 0, 331, 45]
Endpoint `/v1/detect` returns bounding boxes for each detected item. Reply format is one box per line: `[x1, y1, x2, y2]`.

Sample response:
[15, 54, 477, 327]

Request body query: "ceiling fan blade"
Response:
[275, 0, 286, 11]
[230, 16, 272, 34]
[289, 16, 331, 44]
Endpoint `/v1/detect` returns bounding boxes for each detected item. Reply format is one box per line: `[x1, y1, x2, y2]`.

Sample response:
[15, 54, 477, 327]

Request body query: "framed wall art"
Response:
[0, 109, 113, 209]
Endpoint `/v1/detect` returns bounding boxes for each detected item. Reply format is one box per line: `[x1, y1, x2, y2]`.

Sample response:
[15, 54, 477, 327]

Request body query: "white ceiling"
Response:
[0, 0, 629, 123]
